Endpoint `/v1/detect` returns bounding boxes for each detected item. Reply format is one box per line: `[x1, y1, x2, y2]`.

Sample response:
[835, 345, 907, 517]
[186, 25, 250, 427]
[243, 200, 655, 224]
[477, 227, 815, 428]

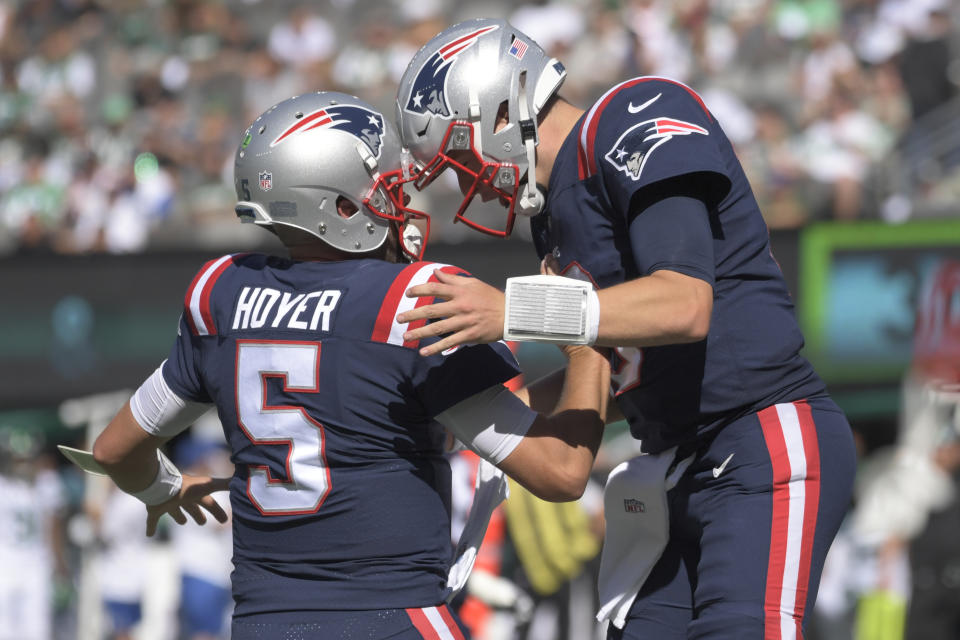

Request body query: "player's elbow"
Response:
[683, 300, 711, 342]
[670, 280, 713, 342]
[498, 413, 601, 501]
[529, 474, 588, 502]
[91, 436, 122, 470]
[530, 456, 592, 502]
[504, 450, 590, 502]
[648, 271, 712, 343]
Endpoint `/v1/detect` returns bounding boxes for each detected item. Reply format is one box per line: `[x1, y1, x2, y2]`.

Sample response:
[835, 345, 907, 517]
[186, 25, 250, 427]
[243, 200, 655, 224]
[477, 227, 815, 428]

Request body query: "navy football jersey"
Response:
[161, 253, 522, 618]
[533, 77, 825, 452]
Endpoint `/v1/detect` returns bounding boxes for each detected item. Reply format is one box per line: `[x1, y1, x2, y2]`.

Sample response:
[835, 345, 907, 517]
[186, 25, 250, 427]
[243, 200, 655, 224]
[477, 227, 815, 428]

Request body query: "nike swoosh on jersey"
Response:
[627, 93, 662, 114]
[712, 452, 735, 478]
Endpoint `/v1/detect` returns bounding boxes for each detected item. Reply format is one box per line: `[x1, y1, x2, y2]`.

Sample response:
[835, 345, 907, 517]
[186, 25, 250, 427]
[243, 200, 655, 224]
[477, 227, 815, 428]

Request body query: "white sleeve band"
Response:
[503, 274, 599, 345]
[585, 287, 600, 345]
[130, 363, 211, 438]
[130, 448, 183, 506]
[435, 385, 536, 465]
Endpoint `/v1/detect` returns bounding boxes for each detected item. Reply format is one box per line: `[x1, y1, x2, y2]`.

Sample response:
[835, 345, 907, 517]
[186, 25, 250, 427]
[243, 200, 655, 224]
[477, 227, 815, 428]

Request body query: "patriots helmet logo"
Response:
[404, 25, 499, 118]
[604, 118, 708, 181]
[271, 104, 386, 158]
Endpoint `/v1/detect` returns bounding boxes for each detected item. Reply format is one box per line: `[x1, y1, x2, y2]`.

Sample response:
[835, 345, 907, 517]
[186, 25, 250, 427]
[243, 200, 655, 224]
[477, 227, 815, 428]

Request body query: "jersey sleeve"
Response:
[412, 341, 524, 419]
[161, 312, 211, 403]
[161, 254, 244, 401]
[367, 261, 525, 417]
[589, 79, 731, 215]
[628, 195, 715, 285]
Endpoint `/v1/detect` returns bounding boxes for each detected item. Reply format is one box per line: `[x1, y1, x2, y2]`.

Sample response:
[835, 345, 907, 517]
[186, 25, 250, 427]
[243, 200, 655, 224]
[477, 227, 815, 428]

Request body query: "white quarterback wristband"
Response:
[503, 274, 599, 344]
[131, 449, 183, 506]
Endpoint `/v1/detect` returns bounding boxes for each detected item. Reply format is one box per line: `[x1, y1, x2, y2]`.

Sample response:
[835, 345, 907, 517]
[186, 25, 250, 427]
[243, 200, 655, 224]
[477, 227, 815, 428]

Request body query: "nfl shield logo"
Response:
[624, 498, 645, 513]
[258, 171, 273, 191]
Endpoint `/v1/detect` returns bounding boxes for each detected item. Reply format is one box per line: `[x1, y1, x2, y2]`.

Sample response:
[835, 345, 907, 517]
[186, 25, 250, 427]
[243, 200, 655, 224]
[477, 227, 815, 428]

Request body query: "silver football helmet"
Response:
[235, 92, 428, 259]
[396, 18, 566, 237]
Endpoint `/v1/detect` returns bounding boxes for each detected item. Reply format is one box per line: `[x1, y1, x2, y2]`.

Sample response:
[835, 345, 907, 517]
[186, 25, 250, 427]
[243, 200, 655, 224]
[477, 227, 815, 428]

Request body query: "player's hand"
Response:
[398, 270, 505, 356]
[541, 255, 605, 360]
[145, 474, 230, 537]
[540, 254, 561, 276]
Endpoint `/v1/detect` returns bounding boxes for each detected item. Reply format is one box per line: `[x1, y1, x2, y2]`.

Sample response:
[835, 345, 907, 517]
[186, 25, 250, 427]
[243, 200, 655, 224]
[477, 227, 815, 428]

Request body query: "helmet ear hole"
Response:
[494, 100, 510, 135]
[335, 196, 360, 219]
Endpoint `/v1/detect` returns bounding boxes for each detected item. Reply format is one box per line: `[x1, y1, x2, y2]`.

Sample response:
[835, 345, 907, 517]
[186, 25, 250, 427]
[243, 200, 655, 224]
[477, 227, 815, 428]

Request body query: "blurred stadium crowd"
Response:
[3, 1, 960, 640]
[0, 0, 958, 256]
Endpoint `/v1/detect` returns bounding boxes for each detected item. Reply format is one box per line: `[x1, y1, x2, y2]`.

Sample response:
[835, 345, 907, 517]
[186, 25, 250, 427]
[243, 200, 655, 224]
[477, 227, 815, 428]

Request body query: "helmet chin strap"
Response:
[515, 70, 544, 217]
[402, 223, 423, 259]
[515, 137, 544, 217]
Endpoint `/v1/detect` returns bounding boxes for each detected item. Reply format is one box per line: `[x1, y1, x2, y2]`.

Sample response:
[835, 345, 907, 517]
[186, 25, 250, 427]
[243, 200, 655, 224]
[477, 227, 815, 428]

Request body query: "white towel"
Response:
[596, 448, 693, 629]
[447, 459, 510, 598]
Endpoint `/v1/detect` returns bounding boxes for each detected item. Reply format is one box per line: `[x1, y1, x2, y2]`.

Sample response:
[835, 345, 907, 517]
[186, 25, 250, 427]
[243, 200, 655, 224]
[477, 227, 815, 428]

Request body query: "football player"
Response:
[0, 430, 65, 640]
[90, 92, 610, 640]
[393, 20, 857, 639]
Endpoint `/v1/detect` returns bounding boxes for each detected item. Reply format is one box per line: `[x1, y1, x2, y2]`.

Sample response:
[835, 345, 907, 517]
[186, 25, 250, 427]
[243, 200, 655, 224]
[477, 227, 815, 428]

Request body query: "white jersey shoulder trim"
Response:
[371, 261, 457, 349]
[185, 254, 238, 336]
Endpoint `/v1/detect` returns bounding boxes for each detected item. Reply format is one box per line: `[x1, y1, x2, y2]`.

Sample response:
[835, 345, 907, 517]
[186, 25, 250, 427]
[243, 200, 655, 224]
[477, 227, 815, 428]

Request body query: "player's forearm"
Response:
[552, 346, 610, 420]
[514, 368, 563, 414]
[500, 348, 609, 501]
[518, 353, 622, 423]
[517, 351, 621, 419]
[594, 270, 712, 347]
[505, 412, 603, 501]
[92, 402, 165, 494]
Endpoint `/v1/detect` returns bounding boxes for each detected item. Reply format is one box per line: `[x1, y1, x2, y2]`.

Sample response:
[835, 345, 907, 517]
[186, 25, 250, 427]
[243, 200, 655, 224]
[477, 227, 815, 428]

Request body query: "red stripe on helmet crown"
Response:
[271, 109, 330, 146]
[438, 25, 498, 57]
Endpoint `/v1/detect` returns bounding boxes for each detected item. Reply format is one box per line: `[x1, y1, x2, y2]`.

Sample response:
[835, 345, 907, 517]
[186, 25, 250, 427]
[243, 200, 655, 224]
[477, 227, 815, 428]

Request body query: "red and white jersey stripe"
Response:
[758, 400, 821, 640]
[371, 262, 460, 349]
[405, 605, 466, 640]
[184, 254, 238, 336]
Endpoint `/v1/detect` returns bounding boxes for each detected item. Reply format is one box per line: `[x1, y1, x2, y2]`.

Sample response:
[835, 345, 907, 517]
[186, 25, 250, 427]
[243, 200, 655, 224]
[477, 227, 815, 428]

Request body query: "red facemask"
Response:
[411, 122, 520, 238]
[364, 168, 431, 261]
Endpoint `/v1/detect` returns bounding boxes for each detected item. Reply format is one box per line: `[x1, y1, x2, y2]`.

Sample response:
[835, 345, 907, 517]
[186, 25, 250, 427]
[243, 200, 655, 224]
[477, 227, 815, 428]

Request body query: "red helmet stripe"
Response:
[271, 109, 331, 146]
[439, 42, 474, 60]
[302, 117, 334, 133]
[438, 25, 498, 57]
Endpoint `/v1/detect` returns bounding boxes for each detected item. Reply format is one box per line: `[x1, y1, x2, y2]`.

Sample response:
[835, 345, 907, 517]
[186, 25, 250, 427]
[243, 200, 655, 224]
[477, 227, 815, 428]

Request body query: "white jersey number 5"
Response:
[236, 340, 331, 515]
